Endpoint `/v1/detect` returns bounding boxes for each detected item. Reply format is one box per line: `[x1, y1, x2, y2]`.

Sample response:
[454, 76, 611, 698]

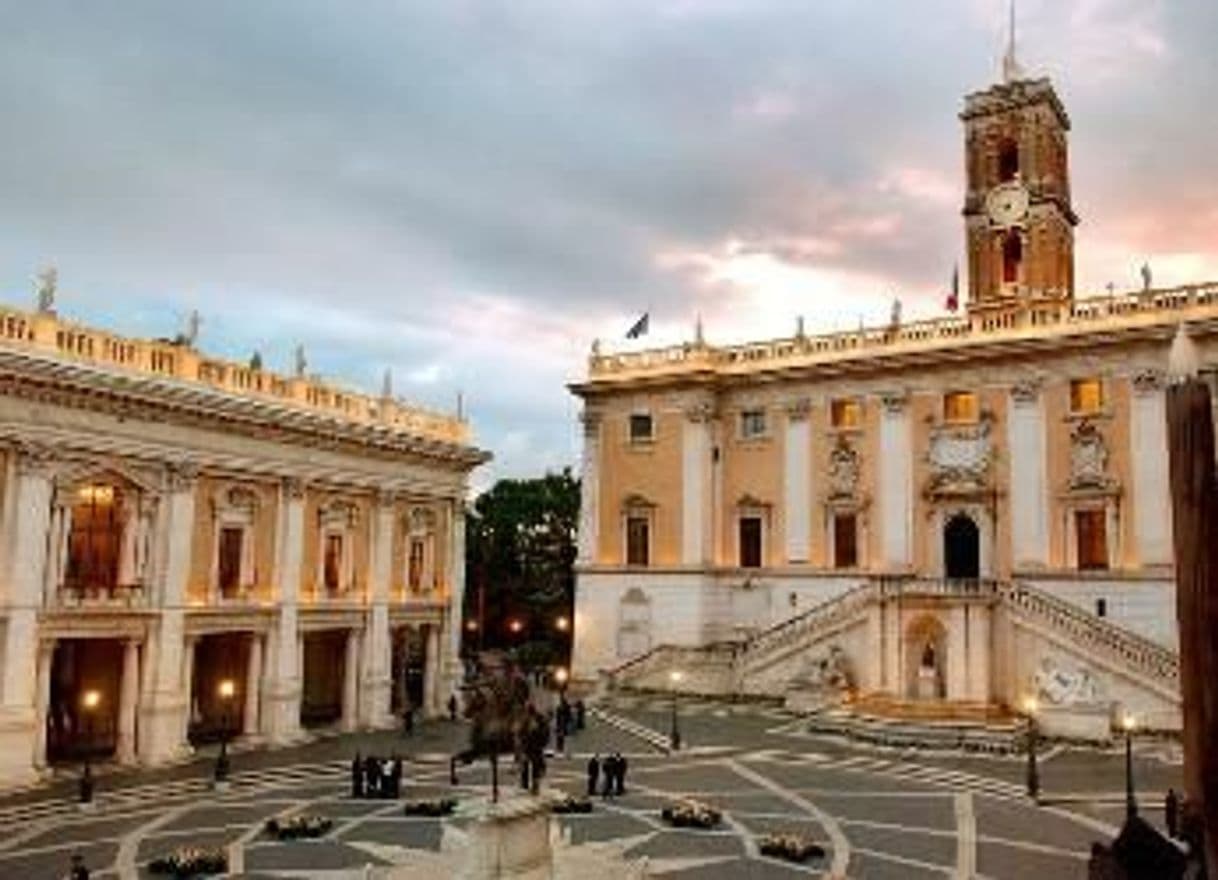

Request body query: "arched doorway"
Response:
[905, 615, 947, 700]
[944, 514, 980, 579]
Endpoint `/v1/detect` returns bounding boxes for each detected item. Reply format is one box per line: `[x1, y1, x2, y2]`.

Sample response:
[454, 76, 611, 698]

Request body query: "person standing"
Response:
[351, 753, 364, 799]
[403, 702, 415, 736]
[575, 700, 586, 731]
[586, 754, 601, 797]
[448, 694, 459, 722]
[390, 754, 403, 800]
[69, 853, 89, 880]
[601, 754, 616, 799]
[1165, 787, 1180, 839]
[615, 752, 628, 796]
[555, 711, 567, 756]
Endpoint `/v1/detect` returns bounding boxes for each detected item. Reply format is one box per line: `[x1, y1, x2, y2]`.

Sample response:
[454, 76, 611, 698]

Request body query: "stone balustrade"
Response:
[588, 283, 1218, 380]
[740, 582, 874, 672]
[0, 303, 469, 445]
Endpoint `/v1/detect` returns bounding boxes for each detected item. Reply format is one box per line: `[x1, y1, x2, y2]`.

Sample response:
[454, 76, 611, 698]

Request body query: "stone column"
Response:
[1131, 370, 1173, 567]
[0, 445, 55, 787]
[418, 624, 438, 717]
[362, 491, 394, 727]
[32, 640, 55, 769]
[180, 635, 197, 744]
[1008, 380, 1049, 568]
[443, 498, 467, 702]
[243, 635, 263, 737]
[42, 503, 67, 606]
[945, 607, 967, 702]
[341, 628, 361, 732]
[783, 399, 811, 564]
[265, 478, 305, 744]
[864, 603, 883, 692]
[116, 639, 141, 764]
[576, 410, 601, 564]
[878, 392, 912, 569]
[966, 605, 991, 703]
[137, 461, 196, 765]
[682, 403, 713, 565]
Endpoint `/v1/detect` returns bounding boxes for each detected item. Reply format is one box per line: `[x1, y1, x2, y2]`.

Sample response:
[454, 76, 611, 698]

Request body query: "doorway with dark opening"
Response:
[944, 514, 980, 579]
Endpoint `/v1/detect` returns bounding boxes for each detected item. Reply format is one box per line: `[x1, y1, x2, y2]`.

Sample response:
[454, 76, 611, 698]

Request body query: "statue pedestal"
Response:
[459, 793, 555, 880]
[1037, 703, 1113, 743]
[916, 667, 938, 700]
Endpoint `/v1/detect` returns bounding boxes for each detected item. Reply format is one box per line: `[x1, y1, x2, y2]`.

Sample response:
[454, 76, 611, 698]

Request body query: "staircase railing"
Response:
[1002, 581, 1179, 688]
[739, 581, 875, 671]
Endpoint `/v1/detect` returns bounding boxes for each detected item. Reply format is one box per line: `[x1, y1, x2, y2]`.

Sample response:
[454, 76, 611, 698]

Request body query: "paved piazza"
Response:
[0, 697, 1185, 879]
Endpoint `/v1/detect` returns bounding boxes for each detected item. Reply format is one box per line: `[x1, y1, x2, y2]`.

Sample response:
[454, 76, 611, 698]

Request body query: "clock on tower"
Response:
[960, 73, 1078, 310]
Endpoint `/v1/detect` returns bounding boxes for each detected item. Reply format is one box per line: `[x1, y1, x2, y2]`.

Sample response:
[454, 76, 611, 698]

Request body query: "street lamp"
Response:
[1122, 712, 1138, 819]
[508, 618, 523, 636]
[1023, 695, 1040, 803]
[554, 666, 569, 694]
[555, 616, 570, 633]
[214, 678, 236, 786]
[669, 670, 684, 752]
[79, 689, 101, 806]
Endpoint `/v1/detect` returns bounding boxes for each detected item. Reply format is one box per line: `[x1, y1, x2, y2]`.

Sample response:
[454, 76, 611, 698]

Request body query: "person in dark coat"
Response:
[601, 754, 616, 799]
[555, 711, 567, 755]
[614, 752, 628, 796]
[575, 700, 586, 731]
[69, 853, 90, 880]
[364, 754, 381, 798]
[1165, 787, 1180, 838]
[587, 754, 601, 797]
[448, 694, 459, 722]
[403, 703, 415, 736]
[351, 752, 365, 799]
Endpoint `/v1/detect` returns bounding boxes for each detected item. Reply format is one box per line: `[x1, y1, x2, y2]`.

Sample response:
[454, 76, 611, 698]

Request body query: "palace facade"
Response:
[0, 298, 487, 787]
[571, 68, 1209, 737]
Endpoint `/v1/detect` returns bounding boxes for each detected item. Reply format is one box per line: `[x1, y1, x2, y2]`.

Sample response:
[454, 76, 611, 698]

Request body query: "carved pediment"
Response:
[736, 492, 770, 510]
[621, 492, 656, 511]
[926, 420, 992, 495]
[1068, 420, 1113, 491]
[319, 498, 360, 527]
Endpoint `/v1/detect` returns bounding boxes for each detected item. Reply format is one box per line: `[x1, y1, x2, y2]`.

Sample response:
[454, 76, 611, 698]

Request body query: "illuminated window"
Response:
[217, 527, 244, 598]
[625, 516, 650, 567]
[628, 413, 654, 443]
[833, 513, 858, 569]
[944, 391, 979, 424]
[323, 534, 344, 592]
[739, 516, 763, 568]
[740, 409, 767, 439]
[408, 537, 425, 591]
[1075, 509, 1108, 571]
[1070, 378, 1103, 414]
[65, 484, 123, 592]
[830, 399, 861, 429]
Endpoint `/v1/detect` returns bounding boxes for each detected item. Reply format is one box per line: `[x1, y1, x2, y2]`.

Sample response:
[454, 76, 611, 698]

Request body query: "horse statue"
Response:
[449, 651, 547, 801]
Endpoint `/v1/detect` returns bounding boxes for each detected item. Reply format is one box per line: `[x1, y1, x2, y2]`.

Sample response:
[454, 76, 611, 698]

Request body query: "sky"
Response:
[1, 1, 1216, 490]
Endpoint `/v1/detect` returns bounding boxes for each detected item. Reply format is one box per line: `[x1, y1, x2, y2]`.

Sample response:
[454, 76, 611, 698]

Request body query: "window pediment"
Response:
[319, 499, 359, 528]
[621, 492, 656, 511]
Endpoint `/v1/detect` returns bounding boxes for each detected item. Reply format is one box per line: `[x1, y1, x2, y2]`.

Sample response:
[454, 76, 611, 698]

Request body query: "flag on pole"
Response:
[946, 264, 960, 312]
[625, 312, 650, 339]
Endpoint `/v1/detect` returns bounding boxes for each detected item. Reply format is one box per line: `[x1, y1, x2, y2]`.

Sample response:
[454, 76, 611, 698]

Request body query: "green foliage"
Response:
[465, 469, 579, 660]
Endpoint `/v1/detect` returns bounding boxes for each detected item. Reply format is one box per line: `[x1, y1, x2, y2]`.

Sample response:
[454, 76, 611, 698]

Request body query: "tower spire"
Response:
[1002, 0, 1023, 83]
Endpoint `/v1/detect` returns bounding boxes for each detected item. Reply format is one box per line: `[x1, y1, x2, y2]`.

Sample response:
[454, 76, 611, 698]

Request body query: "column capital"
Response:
[879, 390, 909, 414]
[282, 476, 307, 500]
[684, 402, 716, 423]
[1010, 377, 1042, 404]
[1131, 369, 1165, 396]
[785, 397, 811, 421]
[579, 408, 603, 434]
[14, 440, 59, 477]
[164, 459, 199, 492]
[375, 488, 398, 508]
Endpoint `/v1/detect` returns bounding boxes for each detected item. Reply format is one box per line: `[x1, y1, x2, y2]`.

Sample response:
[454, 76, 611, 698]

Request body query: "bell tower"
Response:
[960, 11, 1077, 311]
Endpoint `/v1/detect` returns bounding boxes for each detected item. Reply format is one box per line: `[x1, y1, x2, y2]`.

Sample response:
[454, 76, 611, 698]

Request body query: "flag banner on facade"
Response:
[946, 264, 960, 312]
[625, 313, 649, 339]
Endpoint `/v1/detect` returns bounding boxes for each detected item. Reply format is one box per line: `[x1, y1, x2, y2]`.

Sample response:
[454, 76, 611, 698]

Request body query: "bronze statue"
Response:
[449, 651, 533, 802]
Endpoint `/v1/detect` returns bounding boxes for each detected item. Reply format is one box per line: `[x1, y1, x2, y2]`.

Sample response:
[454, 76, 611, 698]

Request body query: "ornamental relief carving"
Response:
[14, 440, 59, 476]
[827, 437, 860, 500]
[1131, 369, 1164, 396]
[1009, 377, 1042, 404]
[925, 419, 993, 495]
[1067, 419, 1113, 491]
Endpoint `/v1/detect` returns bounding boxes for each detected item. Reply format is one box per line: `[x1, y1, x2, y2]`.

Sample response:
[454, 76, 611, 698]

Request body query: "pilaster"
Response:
[682, 404, 713, 565]
[361, 490, 395, 727]
[1131, 370, 1172, 566]
[577, 409, 601, 563]
[265, 477, 305, 744]
[1008, 379, 1049, 568]
[783, 398, 811, 563]
[878, 391, 912, 568]
[443, 498, 468, 703]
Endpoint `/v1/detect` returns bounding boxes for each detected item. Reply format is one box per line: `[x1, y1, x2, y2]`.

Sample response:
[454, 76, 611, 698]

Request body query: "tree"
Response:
[465, 469, 579, 667]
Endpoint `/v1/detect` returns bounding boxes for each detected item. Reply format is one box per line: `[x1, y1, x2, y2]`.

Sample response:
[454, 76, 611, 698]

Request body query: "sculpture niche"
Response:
[449, 652, 547, 802]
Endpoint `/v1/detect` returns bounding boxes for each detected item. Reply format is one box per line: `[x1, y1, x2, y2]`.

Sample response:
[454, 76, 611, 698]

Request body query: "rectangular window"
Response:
[740, 409, 767, 439]
[944, 391, 979, 424]
[830, 399, 861, 429]
[1070, 378, 1104, 414]
[408, 537, 425, 591]
[833, 513, 858, 569]
[628, 413, 654, 443]
[625, 516, 650, 567]
[739, 516, 763, 568]
[323, 533, 344, 592]
[218, 527, 244, 597]
[66, 486, 123, 592]
[1075, 509, 1108, 571]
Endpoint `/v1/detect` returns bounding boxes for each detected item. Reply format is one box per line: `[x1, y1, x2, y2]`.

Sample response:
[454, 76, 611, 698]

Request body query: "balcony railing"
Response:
[55, 583, 148, 609]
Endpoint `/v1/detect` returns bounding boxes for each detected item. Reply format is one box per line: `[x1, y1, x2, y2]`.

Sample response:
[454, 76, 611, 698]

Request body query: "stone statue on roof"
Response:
[34, 266, 57, 313]
[185, 310, 201, 347]
[294, 344, 307, 378]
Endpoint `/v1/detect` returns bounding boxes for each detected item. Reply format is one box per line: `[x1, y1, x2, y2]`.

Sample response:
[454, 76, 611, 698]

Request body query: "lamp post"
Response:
[1023, 695, 1040, 803]
[669, 670, 683, 752]
[555, 615, 570, 634]
[79, 689, 100, 806]
[1122, 712, 1138, 819]
[554, 666, 569, 696]
[214, 679, 235, 786]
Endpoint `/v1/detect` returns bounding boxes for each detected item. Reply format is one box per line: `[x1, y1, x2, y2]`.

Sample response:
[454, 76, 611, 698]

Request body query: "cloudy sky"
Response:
[2, 1, 1216, 489]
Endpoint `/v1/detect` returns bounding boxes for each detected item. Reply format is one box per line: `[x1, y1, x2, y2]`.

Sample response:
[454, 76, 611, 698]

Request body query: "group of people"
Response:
[351, 752, 403, 799]
[587, 752, 628, 798]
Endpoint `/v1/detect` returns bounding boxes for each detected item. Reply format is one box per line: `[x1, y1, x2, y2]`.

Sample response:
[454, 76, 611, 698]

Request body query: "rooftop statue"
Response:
[34, 266, 57, 313]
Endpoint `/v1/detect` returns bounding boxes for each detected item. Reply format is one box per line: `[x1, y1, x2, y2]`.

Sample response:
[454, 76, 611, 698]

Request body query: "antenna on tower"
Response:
[1002, 0, 1024, 83]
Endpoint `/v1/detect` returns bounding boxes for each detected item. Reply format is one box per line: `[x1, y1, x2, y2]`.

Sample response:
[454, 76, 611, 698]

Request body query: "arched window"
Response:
[407, 507, 437, 593]
[1002, 231, 1022, 284]
[998, 138, 1019, 182]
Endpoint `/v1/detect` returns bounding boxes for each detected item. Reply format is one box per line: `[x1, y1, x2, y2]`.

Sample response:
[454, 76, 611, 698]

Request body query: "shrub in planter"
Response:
[758, 833, 826, 863]
[660, 799, 722, 829]
[265, 814, 333, 840]
[148, 846, 228, 877]
[551, 795, 593, 815]
[403, 798, 457, 817]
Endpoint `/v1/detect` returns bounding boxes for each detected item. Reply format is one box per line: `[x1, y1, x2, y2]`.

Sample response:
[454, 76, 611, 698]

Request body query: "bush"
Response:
[148, 846, 228, 877]
[264, 815, 333, 840]
[660, 799, 721, 829]
[403, 798, 457, 817]
[758, 833, 826, 863]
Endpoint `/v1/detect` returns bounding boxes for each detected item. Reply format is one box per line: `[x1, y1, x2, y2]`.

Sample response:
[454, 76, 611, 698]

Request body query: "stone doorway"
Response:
[943, 513, 981, 579]
[46, 639, 123, 763]
[301, 631, 346, 727]
[188, 633, 250, 744]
